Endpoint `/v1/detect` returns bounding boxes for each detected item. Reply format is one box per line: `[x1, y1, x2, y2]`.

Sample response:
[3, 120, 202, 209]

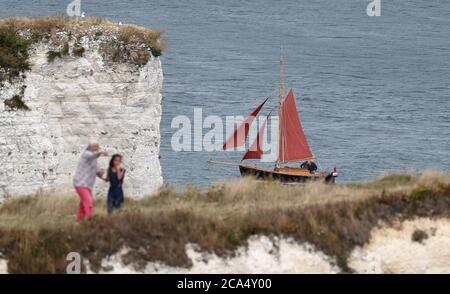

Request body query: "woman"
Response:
[106, 154, 126, 214]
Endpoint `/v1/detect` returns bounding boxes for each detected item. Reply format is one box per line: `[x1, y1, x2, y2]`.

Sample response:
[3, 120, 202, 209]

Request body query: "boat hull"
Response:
[239, 164, 336, 184]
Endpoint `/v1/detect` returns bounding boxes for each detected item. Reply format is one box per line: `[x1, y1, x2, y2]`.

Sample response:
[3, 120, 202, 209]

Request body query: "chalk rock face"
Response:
[89, 219, 450, 274]
[0, 36, 163, 198]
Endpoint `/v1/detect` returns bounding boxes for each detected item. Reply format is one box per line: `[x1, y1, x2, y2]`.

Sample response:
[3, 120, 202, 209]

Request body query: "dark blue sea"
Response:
[1, 0, 449, 187]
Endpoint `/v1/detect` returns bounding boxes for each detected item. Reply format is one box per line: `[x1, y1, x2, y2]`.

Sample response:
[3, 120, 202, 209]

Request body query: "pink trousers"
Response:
[75, 187, 93, 221]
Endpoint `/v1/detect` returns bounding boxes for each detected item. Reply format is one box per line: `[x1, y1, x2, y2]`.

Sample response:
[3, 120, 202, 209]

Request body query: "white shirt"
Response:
[73, 150, 100, 190]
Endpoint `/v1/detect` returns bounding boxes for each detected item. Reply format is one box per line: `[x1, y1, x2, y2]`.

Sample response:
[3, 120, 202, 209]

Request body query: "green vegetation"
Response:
[3, 94, 29, 111]
[411, 229, 429, 243]
[46, 50, 62, 63]
[117, 24, 165, 58]
[61, 42, 69, 56]
[150, 47, 162, 58]
[0, 26, 31, 82]
[47, 42, 84, 62]
[0, 172, 448, 273]
[347, 173, 414, 190]
[1, 17, 165, 112]
[3, 85, 28, 110]
[72, 44, 85, 57]
[46, 42, 74, 62]
[132, 48, 151, 65]
[0, 17, 165, 82]
[101, 23, 165, 65]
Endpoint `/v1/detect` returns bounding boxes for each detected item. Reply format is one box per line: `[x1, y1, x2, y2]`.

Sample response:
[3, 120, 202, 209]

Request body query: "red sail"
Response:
[242, 114, 270, 161]
[279, 89, 313, 162]
[223, 97, 268, 150]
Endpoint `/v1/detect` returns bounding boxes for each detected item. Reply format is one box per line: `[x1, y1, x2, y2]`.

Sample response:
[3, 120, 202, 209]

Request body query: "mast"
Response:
[276, 52, 283, 168]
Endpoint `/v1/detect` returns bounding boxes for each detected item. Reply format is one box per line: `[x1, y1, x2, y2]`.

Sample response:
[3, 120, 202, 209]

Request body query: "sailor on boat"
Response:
[300, 160, 318, 174]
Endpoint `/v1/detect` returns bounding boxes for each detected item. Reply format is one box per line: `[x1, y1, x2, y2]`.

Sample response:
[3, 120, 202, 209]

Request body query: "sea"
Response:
[1, 0, 449, 188]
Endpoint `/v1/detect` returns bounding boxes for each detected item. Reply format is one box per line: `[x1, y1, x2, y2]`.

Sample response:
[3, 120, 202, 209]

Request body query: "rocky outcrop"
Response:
[89, 218, 450, 274]
[348, 218, 450, 274]
[0, 18, 164, 198]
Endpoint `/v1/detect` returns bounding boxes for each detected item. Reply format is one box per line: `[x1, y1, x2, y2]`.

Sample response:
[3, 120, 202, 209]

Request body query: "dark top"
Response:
[107, 167, 125, 204]
[300, 161, 318, 173]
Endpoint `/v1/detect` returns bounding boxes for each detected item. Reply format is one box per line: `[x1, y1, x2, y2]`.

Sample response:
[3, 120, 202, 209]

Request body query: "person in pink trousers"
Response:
[73, 141, 108, 221]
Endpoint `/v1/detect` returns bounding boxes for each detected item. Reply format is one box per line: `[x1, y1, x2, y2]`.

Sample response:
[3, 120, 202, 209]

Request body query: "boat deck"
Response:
[239, 163, 328, 178]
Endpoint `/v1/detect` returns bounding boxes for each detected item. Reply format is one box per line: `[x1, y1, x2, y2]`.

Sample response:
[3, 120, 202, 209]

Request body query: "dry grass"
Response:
[0, 17, 165, 82]
[0, 171, 449, 273]
[0, 17, 163, 44]
[0, 16, 165, 54]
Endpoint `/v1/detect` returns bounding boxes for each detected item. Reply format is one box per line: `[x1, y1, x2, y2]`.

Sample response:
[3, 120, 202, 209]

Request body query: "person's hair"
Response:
[87, 139, 99, 150]
[109, 154, 122, 169]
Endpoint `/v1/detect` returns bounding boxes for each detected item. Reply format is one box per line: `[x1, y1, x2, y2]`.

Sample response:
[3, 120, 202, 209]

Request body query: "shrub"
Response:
[410, 186, 433, 202]
[411, 229, 428, 243]
[46, 50, 61, 63]
[72, 44, 85, 57]
[0, 27, 31, 82]
[118, 24, 165, 59]
[132, 48, 150, 65]
[4, 94, 29, 111]
[61, 42, 69, 56]
[150, 47, 162, 57]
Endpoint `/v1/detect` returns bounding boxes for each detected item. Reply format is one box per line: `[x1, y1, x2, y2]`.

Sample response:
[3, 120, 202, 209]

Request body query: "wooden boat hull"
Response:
[239, 164, 336, 184]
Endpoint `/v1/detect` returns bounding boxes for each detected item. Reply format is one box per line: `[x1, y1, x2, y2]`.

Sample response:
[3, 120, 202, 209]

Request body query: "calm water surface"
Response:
[1, 0, 449, 187]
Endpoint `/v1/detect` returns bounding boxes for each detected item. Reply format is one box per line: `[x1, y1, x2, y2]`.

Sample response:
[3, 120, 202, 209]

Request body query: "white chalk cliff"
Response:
[0, 217, 448, 274]
[0, 20, 163, 198]
[88, 218, 450, 274]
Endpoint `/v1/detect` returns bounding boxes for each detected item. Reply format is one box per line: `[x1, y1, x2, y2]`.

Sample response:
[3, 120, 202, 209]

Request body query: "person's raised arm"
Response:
[84, 150, 108, 160]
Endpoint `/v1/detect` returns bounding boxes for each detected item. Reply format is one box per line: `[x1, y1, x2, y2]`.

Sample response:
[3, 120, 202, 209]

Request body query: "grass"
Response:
[0, 17, 165, 82]
[0, 171, 449, 273]
[0, 17, 165, 50]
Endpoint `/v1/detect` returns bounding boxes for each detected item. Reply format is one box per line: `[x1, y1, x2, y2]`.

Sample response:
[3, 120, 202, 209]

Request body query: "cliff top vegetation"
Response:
[0, 171, 449, 273]
[0, 17, 165, 83]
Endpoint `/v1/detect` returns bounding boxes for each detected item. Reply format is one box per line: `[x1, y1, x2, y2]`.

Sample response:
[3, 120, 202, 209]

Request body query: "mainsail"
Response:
[241, 112, 271, 161]
[222, 97, 268, 150]
[278, 89, 313, 162]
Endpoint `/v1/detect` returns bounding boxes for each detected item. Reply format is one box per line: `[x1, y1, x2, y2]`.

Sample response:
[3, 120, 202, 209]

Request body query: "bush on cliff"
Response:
[0, 172, 449, 273]
[0, 26, 31, 82]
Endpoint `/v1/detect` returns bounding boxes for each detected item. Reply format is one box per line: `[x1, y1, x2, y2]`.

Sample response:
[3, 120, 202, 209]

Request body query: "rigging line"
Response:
[235, 89, 276, 117]
[249, 89, 277, 105]
[247, 89, 277, 117]
[266, 105, 278, 115]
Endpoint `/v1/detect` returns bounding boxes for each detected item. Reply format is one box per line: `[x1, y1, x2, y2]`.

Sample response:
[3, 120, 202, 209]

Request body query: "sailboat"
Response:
[213, 55, 338, 184]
